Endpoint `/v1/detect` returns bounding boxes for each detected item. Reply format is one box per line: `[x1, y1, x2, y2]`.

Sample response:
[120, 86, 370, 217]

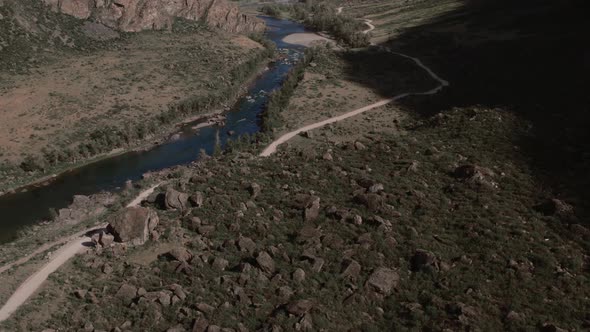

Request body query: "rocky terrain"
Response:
[1, 106, 588, 331]
[0, 0, 589, 330]
[42, 0, 265, 33]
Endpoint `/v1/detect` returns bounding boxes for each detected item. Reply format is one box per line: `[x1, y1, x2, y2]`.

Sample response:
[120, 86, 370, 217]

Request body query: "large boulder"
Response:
[107, 207, 159, 246]
[164, 188, 189, 210]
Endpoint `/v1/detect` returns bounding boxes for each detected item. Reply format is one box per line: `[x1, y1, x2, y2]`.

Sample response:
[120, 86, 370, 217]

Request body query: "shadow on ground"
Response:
[339, 0, 590, 229]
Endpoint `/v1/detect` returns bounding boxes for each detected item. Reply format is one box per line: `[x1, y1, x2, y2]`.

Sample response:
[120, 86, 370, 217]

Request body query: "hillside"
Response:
[1, 106, 587, 331]
[0, 0, 589, 330]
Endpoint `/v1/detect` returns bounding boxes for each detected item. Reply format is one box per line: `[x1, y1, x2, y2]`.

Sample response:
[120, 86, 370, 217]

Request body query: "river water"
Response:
[0, 17, 308, 244]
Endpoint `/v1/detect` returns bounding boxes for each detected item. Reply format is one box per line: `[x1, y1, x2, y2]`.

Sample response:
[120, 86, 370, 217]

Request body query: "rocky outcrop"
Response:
[107, 206, 159, 245]
[42, 0, 265, 33]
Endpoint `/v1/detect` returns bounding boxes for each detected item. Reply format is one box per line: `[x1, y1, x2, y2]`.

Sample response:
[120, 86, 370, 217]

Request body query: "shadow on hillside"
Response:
[340, 0, 590, 225]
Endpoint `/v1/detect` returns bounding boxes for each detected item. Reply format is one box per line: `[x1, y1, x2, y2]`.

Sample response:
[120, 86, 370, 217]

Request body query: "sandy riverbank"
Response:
[282, 32, 334, 47]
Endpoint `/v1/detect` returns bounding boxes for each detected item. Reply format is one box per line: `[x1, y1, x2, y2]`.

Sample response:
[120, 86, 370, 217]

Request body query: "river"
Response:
[0, 17, 308, 244]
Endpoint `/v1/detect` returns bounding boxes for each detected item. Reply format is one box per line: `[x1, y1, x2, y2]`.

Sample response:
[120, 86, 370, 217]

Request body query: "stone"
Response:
[99, 233, 115, 247]
[167, 325, 186, 332]
[168, 248, 194, 262]
[256, 251, 275, 274]
[189, 192, 205, 207]
[341, 259, 361, 279]
[237, 236, 256, 254]
[286, 299, 313, 316]
[366, 267, 399, 295]
[74, 289, 87, 299]
[354, 193, 384, 211]
[196, 303, 215, 314]
[192, 318, 209, 332]
[304, 196, 320, 222]
[102, 264, 113, 274]
[212, 257, 229, 271]
[292, 268, 306, 282]
[107, 207, 159, 246]
[354, 141, 366, 150]
[368, 183, 384, 193]
[311, 258, 325, 273]
[248, 182, 261, 198]
[165, 188, 189, 210]
[410, 249, 439, 272]
[116, 283, 137, 305]
[158, 291, 172, 306]
[296, 313, 313, 331]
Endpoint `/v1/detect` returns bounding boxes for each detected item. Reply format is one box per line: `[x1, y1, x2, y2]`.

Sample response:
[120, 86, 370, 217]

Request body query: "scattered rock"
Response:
[248, 183, 261, 198]
[74, 289, 87, 299]
[410, 249, 439, 272]
[286, 299, 313, 316]
[237, 236, 256, 254]
[368, 183, 384, 193]
[99, 233, 114, 247]
[189, 192, 205, 207]
[292, 268, 306, 282]
[196, 303, 215, 314]
[168, 248, 194, 262]
[212, 257, 229, 271]
[165, 188, 189, 210]
[304, 196, 320, 222]
[107, 207, 159, 246]
[340, 259, 361, 279]
[192, 317, 209, 332]
[366, 267, 399, 295]
[256, 251, 275, 274]
[115, 283, 137, 305]
[354, 141, 366, 150]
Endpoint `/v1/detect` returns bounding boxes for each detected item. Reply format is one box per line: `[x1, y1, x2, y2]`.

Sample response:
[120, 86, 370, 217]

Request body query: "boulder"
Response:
[189, 192, 205, 207]
[248, 182, 261, 198]
[340, 259, 361, 279]
[168, 248, 194, 262]
[410, 249, 439, 272]
[256, 251, 275, 274]
[107, 207, 159, 246]
[286, 299, 313, 316]
[237, 236, 256, 254]
[366, 267, 399, 295]
[99, 233, 115, 247]
[165, 188, 189, 210]
[116, 283, 137, 305]
[304, 196, 321, 222]
[212, 257, 229, 271]
[292, 268, 306, 282]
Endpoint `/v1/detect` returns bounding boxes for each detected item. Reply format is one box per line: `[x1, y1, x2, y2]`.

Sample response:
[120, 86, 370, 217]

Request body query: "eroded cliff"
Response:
[42, 0, 265, 33]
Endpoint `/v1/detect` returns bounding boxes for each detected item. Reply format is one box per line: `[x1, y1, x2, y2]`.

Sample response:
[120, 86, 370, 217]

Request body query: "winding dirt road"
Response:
[259, 48, 449, 157]
[0, 183, 161, 322]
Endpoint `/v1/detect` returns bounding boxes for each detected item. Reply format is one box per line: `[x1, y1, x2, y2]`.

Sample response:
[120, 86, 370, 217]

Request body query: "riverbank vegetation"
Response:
[0, 26, 275, 192]
[260, 2, 369, 48]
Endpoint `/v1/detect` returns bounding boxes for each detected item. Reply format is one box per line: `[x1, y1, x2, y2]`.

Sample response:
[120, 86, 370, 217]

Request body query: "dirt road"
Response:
[0, 183, 162, 322]
[259, 48, 449, 157]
